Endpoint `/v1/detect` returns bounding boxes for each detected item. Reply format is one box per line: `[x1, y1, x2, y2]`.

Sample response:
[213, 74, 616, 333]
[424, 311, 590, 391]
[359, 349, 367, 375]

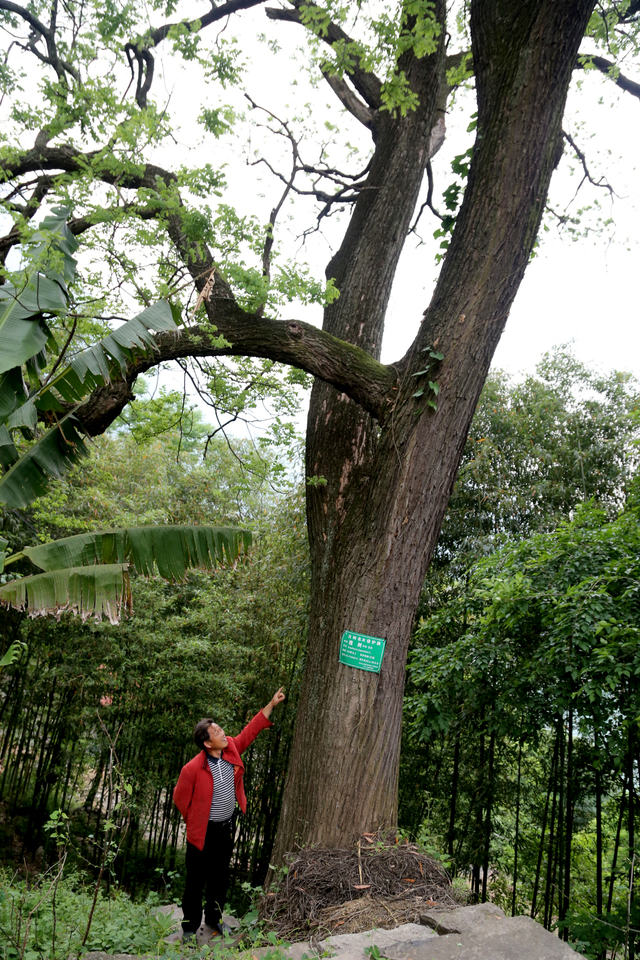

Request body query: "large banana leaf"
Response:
[0, 412, 90, 509]
[0, 426, 18, 469]
[0, 525, 252, 621]
[35, 300, 179, 408]
[0, 367, 28, 422]
[0, 563, 131, 624]
[16, 525, 252, 578]
[0, 207, 78, 375]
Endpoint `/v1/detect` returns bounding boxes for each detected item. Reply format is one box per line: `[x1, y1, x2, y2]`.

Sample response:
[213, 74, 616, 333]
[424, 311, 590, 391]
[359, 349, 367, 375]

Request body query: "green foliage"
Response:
[0, 213, 179, 511]
[0, 870, 177, 959]
[0, 524, 251, 621]
[399, 350, 640, 945]
[432, 348, 640, 574]
[0, 415, 309, 898]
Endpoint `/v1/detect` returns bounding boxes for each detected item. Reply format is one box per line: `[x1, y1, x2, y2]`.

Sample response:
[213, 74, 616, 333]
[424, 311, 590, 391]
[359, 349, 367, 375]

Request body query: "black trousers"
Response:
[181, 818, 234, 932]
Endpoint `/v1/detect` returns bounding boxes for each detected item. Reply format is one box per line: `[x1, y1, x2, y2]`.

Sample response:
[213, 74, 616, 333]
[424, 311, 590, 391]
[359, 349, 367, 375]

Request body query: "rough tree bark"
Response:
[273, 0, 596, 857]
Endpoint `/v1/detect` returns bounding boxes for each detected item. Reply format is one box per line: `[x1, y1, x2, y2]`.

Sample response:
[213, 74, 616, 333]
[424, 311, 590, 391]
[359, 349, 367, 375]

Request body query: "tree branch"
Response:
[0, 143, 236, 302]
[321, 72, 373, 129]
[0, 0, 49, 41]
[0, 0, 79, 83]
[576, 53, 640, 101]
[601, 0, 640, 23]
[142, 0, 270, 49]
[265, 1, 382, 109]
[562, 129, 615, 194]
[72, 307, 396, 437]
[0, 143, 178, 189]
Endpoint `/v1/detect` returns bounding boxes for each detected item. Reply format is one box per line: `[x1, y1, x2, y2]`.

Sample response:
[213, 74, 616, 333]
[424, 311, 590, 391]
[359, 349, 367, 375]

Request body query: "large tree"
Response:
[1, 0, 637, 855]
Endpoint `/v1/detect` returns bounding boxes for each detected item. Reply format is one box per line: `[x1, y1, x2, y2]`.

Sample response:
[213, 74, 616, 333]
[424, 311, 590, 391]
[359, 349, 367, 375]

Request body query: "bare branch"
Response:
[124, 44, 154, 110]
[322, 72, 373, 129]
[409, 161, 443, 236]
[0, 0, 79, 82]
[245, 93, 302, 304]
[562, 129, 615, 195]
[576, 53, 640, 101]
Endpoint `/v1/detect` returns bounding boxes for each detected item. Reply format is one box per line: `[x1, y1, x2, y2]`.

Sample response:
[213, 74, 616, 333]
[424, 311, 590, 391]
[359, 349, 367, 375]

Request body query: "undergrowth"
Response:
[0, 870, 176, 959]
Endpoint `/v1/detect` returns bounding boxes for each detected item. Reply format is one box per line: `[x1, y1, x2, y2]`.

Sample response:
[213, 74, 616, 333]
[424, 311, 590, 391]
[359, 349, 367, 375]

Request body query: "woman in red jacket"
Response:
[173, 688, 285, 942]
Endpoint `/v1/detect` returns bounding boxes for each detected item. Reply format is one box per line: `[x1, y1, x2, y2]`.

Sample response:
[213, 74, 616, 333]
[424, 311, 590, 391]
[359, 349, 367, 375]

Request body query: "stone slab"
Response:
[249, 923, 436, 960]
[419, 902, 506, 936]
[379, 915, 577, 960]
[319, 923, 436, 960]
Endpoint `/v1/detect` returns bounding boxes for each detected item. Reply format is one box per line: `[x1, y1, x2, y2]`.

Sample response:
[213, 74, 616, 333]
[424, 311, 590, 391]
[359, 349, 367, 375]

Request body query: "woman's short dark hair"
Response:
[194, 718, 215, 750]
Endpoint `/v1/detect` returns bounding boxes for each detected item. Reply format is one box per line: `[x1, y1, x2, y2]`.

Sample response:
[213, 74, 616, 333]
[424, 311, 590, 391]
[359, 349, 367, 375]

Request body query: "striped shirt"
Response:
[206, 754, 236, 821]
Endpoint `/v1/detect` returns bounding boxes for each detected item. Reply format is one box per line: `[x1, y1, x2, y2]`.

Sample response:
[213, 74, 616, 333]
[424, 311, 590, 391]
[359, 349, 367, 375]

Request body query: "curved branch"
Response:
[0, 0, 78, 83]
[0, 143, 177, 189]
[0, 0, 49, 40]
[142, 0, 270, 50]
[73, 308, 396, 437]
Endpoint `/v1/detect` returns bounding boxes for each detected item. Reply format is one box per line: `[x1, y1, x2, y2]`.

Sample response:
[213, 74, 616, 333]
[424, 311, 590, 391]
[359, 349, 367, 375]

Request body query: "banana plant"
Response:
[0, 206, 180, 510]
[0, 526, 252, 622]
[0, 211, 253, 623]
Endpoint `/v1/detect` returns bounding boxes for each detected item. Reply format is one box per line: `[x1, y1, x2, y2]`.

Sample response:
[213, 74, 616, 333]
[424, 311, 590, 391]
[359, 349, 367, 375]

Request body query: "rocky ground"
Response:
[82, 901, 578, 960]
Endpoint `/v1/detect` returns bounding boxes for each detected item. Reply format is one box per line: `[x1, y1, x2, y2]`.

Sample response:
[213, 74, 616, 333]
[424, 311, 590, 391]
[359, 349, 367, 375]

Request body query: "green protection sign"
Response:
[339, 631, 386, 674]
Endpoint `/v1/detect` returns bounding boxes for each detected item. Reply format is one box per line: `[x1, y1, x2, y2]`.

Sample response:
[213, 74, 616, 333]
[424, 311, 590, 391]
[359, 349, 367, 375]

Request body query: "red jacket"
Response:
[173, 710, 272, 850]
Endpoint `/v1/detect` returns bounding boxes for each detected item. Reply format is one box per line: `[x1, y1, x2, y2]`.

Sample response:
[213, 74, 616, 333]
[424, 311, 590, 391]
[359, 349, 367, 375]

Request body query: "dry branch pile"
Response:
[260, 833, 465, 941]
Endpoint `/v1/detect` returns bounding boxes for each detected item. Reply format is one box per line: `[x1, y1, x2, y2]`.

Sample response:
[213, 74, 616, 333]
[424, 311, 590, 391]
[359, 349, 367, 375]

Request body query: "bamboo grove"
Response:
[0, 406, 309, 903]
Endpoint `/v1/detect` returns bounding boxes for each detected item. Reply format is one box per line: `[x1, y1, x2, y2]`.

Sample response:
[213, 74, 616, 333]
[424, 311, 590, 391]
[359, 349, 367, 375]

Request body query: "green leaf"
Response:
[0, 206, 77, 375]
[0, 639, 27, 669]
[0, 563, 131, 624]
[0, 280, 62, 374]
[411, 367, 432, 378]
[6, 398, 37, 434]
[0, 413, 90, 509]
[413, 388, 425, 398]
[37, 300, 178, 406]
[0, 367, 28, 423]
[429, 381, 440, 396]
[19, 524, 252, 580]
[0, 425, 18, 470]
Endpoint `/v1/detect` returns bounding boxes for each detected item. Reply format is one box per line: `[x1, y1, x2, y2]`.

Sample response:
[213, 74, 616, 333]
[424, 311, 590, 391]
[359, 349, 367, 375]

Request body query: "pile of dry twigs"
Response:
[260, 832, 465, 941]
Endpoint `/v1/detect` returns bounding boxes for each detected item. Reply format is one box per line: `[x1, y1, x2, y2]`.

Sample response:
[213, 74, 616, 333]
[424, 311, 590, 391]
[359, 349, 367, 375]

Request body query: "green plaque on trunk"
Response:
[339, 631, 386, 673]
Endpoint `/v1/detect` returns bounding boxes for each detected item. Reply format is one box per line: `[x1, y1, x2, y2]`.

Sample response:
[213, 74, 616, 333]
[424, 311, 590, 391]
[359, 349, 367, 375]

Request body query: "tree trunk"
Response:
[274, 0, 596, 857]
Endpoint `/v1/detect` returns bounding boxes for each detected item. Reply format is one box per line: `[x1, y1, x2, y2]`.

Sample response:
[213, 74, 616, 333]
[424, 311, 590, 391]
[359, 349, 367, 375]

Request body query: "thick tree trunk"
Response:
[273, 0, 595, 858]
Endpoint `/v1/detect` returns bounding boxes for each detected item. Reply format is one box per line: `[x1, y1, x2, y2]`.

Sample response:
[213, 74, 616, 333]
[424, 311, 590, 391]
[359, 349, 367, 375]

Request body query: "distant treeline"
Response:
[399, 351, 640, 959]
